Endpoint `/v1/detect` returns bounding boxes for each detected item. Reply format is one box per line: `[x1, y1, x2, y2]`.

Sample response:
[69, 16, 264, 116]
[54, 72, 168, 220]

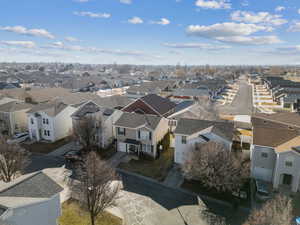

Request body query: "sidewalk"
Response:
[163, 165, 184, 187]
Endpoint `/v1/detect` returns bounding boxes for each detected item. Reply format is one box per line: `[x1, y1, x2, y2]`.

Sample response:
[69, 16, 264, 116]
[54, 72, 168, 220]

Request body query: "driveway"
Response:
[25, 154, 65, 174]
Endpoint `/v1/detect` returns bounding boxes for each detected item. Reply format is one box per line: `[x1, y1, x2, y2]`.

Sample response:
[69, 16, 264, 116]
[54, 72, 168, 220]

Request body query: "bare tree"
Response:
[0, 137, 30, 182]
[72, 151, 121, 225]
[73, 116, 103, 151]
[244, 195, 293, 225]
[182, 141, 249, 194]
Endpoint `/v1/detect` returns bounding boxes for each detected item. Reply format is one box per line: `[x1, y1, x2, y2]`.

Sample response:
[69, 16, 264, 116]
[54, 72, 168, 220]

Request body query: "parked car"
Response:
[7, 132, 29, 144]
[64, 150, 82, 162]
[255, 179, 272, 202]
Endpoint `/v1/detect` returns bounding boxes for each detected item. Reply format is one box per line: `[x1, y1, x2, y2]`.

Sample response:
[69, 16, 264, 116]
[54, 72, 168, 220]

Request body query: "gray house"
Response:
[0, 172, 63, 225]
[114, 112, 169, 159]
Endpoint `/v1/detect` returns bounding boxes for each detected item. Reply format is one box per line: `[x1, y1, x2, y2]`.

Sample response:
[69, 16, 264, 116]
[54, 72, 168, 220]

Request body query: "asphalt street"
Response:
[25, 154, 65, 173]
[218, 77, 253, 116]
[118, 170, 249, 225]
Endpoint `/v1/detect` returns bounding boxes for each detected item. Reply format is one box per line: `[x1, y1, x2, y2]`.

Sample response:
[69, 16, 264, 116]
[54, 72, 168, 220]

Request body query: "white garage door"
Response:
[253, 167, 273, 182]
[118, 142, 127, 153]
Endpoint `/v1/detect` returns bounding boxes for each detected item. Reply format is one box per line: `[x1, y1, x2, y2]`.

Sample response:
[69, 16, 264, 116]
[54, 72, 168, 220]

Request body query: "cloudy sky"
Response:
[0, 0, 300, 65]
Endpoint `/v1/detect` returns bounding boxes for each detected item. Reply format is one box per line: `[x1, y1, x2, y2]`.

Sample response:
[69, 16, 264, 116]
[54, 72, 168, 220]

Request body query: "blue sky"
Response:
[0, 0, 300, 65]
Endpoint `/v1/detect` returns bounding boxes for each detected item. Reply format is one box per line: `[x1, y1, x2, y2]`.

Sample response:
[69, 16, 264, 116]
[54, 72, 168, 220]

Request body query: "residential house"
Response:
[174, 118, 234, 165]
[27, 101, 77, 142]
[251, 113, 300, 192]
[71, 101, 123, 148]
[0, 171, 63, 225]
[0, 101, 32, 135]
[114, 112, 169, 159]
[126, 80, 182, 99]
[122, 94, 177, 118]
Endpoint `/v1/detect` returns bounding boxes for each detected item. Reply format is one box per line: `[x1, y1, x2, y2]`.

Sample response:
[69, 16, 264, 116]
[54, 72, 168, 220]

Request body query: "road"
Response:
[118, 170, 249, 225]
[218, 76, 253, 116]
[25, 154, 65, 174]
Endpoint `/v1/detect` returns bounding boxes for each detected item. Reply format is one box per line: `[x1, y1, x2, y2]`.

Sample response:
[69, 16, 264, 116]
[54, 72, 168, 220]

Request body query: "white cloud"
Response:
[73, 11, 111, 18]
[128, 17, 143, 24]
[288, 21, 300, 32]
[65, 36, 79, 42]
[163, 42, 231, 50]
[45, 41, 161, 58]
[275, 6, 285, 12]
[1, 41, 36, 48]
[150, 18, 170, 25]
[195, 0, 231, 9]
[120, 0, 132, 4]
[0, 26, 55, 39]
[216, 35, 282, 45]
[231, 11, 287, 26]
[298, 9, 300, 14]
[186, 22, 271, 38]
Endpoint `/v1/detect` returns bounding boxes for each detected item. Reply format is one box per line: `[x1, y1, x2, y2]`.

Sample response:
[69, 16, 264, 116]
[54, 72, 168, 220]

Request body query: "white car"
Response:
[7, 132, 29, 144]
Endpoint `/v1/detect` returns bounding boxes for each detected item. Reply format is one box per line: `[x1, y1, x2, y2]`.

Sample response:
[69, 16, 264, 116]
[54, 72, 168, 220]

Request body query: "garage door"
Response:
[118, 142, 127, 153]
[253, 167, 273, 182]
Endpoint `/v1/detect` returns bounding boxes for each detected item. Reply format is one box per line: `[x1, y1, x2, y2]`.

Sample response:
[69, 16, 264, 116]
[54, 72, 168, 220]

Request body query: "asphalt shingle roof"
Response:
[174, 118, 234, 141]
[0, 172, 63, 198]
[114, 112, 162, 130]
[140, 94, 177, 116]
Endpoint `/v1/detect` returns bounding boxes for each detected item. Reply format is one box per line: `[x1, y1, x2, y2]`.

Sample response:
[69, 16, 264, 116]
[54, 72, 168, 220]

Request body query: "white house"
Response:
[27, 101, 77, 142]
[251, 114, 300, 192]
[0, 172, 63, 225]
[71, 101, 123, 148]
[173, 118, 234, 165]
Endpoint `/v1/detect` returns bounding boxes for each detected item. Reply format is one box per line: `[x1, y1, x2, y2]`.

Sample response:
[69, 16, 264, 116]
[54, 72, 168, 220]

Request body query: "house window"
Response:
[117, 127, 125, 135]
[44, 130, 47, 136]
[139, 130, 151, 140]
[46, 119, 49, 125]
[47, 130, 50, 136]
[31, 118, 34, 124]
[261, 152, 268, 158]
[285, 161, 293, 167]
[168, 120, 177, 127]
[182, 136, 187, 144]
[43, 118, 45, 124]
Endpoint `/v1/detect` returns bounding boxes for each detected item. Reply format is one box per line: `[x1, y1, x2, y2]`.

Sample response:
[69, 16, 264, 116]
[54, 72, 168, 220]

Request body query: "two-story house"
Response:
[174, 118, 234, 165]
[114, 112, 169, 159]
[0, 171, 63, 225]
[0, 101, 32, 135]
[71, 101, 123, 148]
[251, 113, 300, 193]
[27, 101, 77, 142]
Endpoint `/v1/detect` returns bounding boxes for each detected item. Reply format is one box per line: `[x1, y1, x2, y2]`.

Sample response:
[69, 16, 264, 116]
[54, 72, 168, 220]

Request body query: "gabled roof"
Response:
[140, 94, 177, 116]
[252, 112, 300, 128]
[27, 101, 69, 117]
[174, 118, 234, 141]
[0, 101, 32, 112]
[252, 117, 300, 148]
[114, 112, 162, 130]
[0, 172, 63, 198]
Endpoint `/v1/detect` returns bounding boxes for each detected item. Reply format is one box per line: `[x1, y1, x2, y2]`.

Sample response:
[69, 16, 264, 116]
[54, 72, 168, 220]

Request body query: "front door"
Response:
[282, 174, 293, 186]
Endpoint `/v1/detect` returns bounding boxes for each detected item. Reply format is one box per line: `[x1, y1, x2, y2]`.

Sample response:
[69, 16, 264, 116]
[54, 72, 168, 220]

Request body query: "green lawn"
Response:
[59, 200, 122, 225]
[118, 148, 174, 181]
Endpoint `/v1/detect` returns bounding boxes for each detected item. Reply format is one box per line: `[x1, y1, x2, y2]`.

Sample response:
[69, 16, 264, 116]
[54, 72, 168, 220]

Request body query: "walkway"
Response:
[163, 165, 184, 187]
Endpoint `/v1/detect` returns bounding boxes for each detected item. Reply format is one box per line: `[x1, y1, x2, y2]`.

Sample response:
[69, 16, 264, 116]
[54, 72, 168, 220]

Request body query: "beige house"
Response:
[251, 113, 300, 192]
[0, 101, 32, 135]
[114, 112, 169, 159]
